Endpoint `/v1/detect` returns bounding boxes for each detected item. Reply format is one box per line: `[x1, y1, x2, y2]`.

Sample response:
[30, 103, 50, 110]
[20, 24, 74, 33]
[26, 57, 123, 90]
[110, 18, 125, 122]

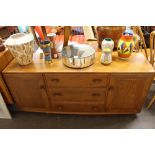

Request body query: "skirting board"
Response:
[0, 93, 11, 119]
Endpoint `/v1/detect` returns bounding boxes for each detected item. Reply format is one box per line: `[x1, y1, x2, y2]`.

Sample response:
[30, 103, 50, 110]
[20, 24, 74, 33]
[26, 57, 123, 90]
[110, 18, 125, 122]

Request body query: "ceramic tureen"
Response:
[5, 33, 34, 65]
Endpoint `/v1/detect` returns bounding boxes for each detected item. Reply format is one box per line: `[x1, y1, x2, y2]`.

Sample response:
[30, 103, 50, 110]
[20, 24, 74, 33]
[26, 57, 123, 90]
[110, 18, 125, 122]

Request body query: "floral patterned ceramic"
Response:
[4, 33, 34, 65]
[117, 29, 135, 60]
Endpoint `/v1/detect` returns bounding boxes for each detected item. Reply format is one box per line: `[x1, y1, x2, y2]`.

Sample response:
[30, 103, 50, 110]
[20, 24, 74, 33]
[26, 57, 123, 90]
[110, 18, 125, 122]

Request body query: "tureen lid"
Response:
[5, 33, 34, 46]
[62, 44, 95, 58]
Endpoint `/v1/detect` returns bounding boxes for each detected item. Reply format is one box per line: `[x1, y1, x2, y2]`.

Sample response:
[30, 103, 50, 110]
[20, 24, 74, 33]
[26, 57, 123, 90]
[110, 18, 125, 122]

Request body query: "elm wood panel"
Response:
[45, 73, 108, 88]
[106, 73, 154, 113]
[3, 73, 50, 111]
[3, 51, 154, 74]
[51, 101, 105, 113]
[48, 88, 107, 102]
[0, 75, 14, 104]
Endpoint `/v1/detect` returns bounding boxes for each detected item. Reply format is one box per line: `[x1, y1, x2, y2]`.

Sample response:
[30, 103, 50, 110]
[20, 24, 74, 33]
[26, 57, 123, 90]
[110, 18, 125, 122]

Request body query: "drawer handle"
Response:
[57, 105, 63, 110]
[109, 86, 114, 91]
[92, 93, 101, 96]
[53, 92, 62, 96]
[92, 106, 98, 111]
[40, 85, 46, 89]
[51, 79, 60, 83]
[93, 79, 102, 83]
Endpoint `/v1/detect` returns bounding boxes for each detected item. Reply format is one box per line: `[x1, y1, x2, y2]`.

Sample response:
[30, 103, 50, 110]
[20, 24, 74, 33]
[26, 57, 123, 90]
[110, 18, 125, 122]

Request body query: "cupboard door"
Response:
[3, 74, 50, 111]
[107, 74, 153, 113]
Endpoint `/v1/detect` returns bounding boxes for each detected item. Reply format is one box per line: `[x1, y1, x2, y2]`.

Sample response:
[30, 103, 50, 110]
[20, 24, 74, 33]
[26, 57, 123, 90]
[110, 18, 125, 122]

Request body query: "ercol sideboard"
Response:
[2, 48, 155, 114]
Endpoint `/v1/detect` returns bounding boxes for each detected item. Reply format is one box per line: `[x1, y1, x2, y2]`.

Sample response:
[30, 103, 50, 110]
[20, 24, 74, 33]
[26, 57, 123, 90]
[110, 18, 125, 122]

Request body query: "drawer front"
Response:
[48, 88, 107, 102]
[45, 73, 108, 88]
[52, 101, 105, 113]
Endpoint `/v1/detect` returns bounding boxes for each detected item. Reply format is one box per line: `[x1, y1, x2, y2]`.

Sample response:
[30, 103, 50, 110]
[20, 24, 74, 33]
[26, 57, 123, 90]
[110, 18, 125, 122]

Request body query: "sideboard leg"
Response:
[147, 95, 155, 109]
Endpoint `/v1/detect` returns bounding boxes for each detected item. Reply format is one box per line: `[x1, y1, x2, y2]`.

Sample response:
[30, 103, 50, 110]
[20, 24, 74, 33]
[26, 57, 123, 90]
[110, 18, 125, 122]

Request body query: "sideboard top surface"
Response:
[3, 47, 155, 74]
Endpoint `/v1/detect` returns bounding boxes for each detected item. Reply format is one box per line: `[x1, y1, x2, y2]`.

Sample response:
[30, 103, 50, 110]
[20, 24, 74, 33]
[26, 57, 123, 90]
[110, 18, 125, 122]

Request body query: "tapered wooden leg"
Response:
[63, 26, 71, 47]
[137, 26, 148, 60]
[41, 26, 48, 40]
[147, 95, 155, 109]
[30, 26, 40, 47]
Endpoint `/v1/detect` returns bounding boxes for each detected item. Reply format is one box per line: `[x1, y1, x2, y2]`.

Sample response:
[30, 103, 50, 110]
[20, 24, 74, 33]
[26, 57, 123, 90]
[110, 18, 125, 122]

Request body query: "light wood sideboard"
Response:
[2, 49, 155, 114]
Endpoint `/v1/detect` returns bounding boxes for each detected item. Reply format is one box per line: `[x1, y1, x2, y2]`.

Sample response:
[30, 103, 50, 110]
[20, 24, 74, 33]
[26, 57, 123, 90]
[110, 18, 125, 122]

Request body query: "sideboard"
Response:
[2, 48, 155, 114]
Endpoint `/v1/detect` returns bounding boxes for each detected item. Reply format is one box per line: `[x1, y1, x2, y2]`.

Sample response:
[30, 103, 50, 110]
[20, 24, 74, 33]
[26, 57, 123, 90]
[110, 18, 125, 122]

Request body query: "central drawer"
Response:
[45, 73, 108, 88]
[48, 88, 107, 102]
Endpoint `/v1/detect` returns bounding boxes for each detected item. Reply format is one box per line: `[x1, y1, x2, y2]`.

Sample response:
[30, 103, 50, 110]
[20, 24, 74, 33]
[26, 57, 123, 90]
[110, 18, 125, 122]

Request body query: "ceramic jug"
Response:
[117, 29, 135, 60]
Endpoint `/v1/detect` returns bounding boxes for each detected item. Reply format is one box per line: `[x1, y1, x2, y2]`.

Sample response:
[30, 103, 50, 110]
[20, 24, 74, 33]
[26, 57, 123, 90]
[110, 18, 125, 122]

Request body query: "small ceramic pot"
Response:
[4, 33, 34, 65]
[101, 38, 114, 65]
[117, 30, 135, 60]
[101, 38, 114, 51]
[40, 40, 52, 63]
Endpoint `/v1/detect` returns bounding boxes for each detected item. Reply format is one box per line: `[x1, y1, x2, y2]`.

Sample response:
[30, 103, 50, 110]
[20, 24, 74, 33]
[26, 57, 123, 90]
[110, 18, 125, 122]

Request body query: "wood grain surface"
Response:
[3, 49, 154, 74]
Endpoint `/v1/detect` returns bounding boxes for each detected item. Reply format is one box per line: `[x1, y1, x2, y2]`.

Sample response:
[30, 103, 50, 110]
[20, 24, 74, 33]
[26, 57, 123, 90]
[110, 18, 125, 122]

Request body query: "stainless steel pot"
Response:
[62, 44, 95, 68]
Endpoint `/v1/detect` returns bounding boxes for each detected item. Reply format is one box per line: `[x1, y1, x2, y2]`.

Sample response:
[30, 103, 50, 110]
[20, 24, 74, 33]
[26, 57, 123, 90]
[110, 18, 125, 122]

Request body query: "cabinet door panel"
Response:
[4, 74, 50, 111]
[107, 74, 153, 113]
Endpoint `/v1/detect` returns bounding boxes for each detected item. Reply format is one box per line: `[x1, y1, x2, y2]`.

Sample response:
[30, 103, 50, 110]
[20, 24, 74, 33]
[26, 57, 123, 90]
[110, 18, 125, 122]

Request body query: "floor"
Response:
[1, 84, 155, 129]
